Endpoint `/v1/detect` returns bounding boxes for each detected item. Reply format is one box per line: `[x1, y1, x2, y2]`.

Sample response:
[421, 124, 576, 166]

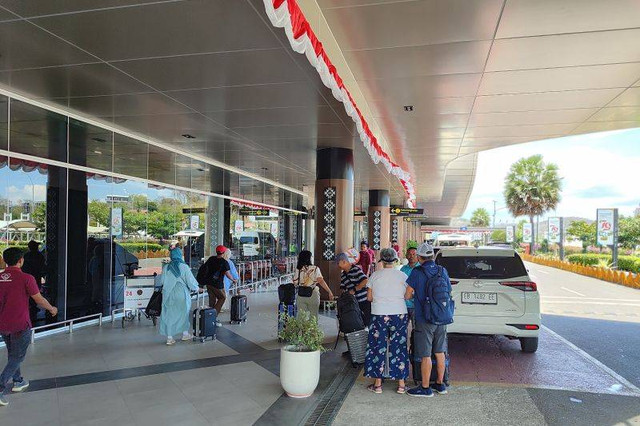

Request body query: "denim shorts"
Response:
[414, 322, 447, 359]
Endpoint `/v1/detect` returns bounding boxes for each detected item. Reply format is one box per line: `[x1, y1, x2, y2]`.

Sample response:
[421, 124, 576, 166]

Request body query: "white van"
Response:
[237, 230, 277, 258]
[434, 233, 472, 247]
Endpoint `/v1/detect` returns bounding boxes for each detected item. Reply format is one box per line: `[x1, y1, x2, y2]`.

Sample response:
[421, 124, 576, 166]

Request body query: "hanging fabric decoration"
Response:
[262, 0, 416, 207]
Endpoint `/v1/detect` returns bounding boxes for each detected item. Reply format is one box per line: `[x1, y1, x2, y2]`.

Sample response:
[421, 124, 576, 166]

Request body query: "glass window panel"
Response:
[69, 118, 113, 172]
[148, 145, 175, 186]
[114, 134, 147, 179]
[190, 160, 209, 192]
[0, 95, 7, 151]
[10, 100, 67, 162]
[175, 154, 191, 189]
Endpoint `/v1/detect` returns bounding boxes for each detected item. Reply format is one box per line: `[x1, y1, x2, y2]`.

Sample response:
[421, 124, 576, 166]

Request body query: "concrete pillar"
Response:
[314, 148, 354, 296]
[368, 190, 390, 254]
[205, 169, 230, 257]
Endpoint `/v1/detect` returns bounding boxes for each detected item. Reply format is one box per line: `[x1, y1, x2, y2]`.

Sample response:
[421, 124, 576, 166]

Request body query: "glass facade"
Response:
[0, 94, 305, 333]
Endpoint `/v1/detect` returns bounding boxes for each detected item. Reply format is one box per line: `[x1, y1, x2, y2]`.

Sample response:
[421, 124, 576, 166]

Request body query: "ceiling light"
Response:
[196, 168, 205, 172]
[403, 105, 414, 112]
[182, 134, 196, 139]
[94, 150, 102, 154]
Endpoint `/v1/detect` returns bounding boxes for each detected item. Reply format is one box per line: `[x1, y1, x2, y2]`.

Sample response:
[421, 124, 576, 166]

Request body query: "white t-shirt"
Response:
[367, 268, 408, 315]
[294, 266, 323, 287]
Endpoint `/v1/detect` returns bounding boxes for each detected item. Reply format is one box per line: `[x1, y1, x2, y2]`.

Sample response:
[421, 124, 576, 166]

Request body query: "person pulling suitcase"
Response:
[197, 245, 238, 327]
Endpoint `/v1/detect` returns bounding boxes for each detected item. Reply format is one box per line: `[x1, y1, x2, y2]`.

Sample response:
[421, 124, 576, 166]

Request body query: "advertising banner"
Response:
[548, 217, 561, 244]
[596, 209, 615, 246]
[110, 207, 123, 238]
[506, 226, 514, 243]
[523, 223, 532, 243]
[234, 220, 244, 234]
[190, 215, 200, 231]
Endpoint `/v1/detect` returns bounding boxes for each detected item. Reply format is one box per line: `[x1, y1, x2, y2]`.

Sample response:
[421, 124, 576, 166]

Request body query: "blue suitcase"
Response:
[193, 293, 217, 343]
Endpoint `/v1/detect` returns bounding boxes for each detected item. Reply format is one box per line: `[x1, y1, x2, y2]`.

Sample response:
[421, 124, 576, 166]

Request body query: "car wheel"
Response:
[520, 337, 538, 353]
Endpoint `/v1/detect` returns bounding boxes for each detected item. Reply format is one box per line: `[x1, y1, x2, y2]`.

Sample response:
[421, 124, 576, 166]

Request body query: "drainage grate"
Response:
[303, 362, 361, 426]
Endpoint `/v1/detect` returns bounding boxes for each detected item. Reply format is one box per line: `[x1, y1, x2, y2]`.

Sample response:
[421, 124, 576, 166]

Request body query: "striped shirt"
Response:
[340, 265, 368, 302]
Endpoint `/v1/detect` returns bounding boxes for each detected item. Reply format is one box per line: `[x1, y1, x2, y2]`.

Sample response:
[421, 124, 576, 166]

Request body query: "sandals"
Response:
[367, 384, 383, 394]
[396, 385, 407, 394]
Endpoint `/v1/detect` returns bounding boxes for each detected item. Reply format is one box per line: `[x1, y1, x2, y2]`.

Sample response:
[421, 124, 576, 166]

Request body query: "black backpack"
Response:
[196, 262, 209, 287]
[337, 292, 365, 333]
[278, 283, 297, 305]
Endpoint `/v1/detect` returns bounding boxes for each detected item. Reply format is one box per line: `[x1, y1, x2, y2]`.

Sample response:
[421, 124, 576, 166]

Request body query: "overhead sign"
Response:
[523, 223, 532, 243]
[182, 207, 205, 214]
[404, 216, 429, 222]
[110, 207, 123, 238]
[239, 207, 270, 216]
[548, 217, 561, 244]
[390, 207, 423, 216]
[354, 211, 366, 217]
[506, 226, 514, 243]
[596, 208, 616, 246]
[189, 215, 200, 231]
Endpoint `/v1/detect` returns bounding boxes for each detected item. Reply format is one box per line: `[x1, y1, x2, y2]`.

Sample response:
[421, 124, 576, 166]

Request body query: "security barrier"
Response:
[522, 254, 640, 289]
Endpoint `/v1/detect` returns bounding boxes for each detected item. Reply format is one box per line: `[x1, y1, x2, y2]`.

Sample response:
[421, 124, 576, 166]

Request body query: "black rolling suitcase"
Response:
[230, 294, 248, 324]
[410, 328, 450, 385]
[193, 292, 217, 343]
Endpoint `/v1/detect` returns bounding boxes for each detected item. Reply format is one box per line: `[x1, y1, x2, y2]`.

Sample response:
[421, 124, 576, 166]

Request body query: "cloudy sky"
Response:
[462, 128, 640, 225]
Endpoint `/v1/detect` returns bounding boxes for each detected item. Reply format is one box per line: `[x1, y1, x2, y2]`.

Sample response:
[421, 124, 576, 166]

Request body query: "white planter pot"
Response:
[280, 346, 320, 398]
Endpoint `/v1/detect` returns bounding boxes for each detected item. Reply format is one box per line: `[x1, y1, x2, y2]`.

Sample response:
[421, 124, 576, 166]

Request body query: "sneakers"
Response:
[431, 382, 447, 394]
[166, 338, 176, 346]
[12, 379, 29, 392]
[406, 386, 434, 398]
[215, 321, 223, 327]
[0, 394, 8, 406]
[181, 334, 193, 341]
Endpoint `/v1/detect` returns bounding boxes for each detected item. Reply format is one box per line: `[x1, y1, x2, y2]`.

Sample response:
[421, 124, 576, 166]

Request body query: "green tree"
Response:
[504, 155, 562, 254]
[491, 229, 506, 242]
[619, 216, 640, 249]
[88, 200, 110, 227]
[470, 208, 491, 227]
[32, 202, 46, 231]
[123, 210, 147, 236]
[146, 211, 178, 239]
[566, 220, 596, 252]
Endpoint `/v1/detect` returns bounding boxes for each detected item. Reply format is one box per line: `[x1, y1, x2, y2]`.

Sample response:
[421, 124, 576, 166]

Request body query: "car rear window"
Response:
[436, 255, 527, 279]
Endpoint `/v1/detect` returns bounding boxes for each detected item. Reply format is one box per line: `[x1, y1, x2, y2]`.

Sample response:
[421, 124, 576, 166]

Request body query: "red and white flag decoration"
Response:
[263, 0, 416, 207]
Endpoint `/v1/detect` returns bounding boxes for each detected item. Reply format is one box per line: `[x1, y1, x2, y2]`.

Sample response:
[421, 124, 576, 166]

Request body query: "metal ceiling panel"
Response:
[466, 123, 577, 138]
[487, 29, 640, 72]
[362, 74, 482, 102]
[55, 92, 193, 119]
[468, 109, 598, 127]
[205, 106, 342, 128]
[320, 0, 503, 50]
[116, 49, 307, 91]
[0, 20, 96, 71]
[479, 63, 640, 96]
[0, 63, 152, 98]
[609, 88, 640, 107]
[497, 0, 640, 38]
[29, 0, 280, 61]
[0, 0, 163, 17]
[472, 89, 624, 113]
[589, 106, 640, 122]
[343, 41, 492, 80]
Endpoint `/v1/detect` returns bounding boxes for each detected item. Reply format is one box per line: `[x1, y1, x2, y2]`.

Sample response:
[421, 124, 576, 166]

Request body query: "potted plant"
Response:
[278, 311, 325, 398]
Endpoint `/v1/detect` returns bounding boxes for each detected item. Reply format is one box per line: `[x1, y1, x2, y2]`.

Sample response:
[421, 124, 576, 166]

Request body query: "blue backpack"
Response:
[416, 265, 455, 325]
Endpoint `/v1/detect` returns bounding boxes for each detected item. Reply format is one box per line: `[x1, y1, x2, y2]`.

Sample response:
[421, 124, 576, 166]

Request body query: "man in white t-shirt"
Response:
[363, 248, 410, 395]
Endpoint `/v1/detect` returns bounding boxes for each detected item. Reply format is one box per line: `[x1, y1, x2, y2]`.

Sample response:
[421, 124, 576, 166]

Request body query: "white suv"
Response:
[435, 246, 540, 352]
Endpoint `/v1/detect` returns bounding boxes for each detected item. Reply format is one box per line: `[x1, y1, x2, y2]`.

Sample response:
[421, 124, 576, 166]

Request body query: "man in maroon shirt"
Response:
[0, 248, 57, 407]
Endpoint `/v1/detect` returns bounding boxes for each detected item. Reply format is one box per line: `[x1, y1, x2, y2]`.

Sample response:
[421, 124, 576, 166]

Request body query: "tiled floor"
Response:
[0, 291, 341, 426]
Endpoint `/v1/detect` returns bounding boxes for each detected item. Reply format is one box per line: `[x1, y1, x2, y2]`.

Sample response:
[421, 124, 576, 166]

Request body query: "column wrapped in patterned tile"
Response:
[321, 186, 337, 260]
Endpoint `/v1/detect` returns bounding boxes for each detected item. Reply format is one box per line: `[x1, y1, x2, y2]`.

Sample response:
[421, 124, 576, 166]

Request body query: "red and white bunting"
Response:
[263, 0, 416, 208]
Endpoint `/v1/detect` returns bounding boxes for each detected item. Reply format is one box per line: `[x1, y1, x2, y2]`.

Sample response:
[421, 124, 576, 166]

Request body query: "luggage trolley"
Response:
[121, 273, 159, 328]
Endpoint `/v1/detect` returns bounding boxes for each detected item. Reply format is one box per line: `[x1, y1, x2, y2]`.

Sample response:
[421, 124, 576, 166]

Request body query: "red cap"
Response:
[215, 245, 227, 255]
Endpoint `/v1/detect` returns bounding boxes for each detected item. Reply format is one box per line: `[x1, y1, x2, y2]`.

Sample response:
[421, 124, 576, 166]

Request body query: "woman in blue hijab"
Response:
[159, 246, 201, 345]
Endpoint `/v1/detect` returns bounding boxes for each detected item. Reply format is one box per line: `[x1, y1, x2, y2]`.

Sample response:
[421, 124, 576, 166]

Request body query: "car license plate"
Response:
[461, 292, 497, 305]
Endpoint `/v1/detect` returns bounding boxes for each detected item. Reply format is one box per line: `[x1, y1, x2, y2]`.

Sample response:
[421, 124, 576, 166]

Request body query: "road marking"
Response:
[542, 325, 640, 395]
[560, 287, 585, 297]
[536, 269, 550, 275]
[542, 301, 640, 307]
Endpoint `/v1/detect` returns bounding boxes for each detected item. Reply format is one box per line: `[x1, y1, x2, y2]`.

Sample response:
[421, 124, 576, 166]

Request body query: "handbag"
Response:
[296, 269, 315, 298]
[145, 290, 163, 317]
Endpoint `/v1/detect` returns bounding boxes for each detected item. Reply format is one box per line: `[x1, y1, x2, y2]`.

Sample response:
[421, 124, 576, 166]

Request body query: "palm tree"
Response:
[504, 155, 562, 253]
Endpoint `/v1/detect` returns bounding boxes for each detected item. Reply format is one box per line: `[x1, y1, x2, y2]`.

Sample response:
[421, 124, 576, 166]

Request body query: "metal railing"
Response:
[30, 313, 103, 344]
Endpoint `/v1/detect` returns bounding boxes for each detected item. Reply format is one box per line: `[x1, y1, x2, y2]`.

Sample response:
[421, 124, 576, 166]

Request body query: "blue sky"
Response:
[462, 127, 640, 225]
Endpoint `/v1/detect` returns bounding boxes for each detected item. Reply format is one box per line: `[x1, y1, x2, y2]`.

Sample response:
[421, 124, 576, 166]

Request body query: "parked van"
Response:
[434, 233, 472, 247]
[237, 230, 277, 258]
